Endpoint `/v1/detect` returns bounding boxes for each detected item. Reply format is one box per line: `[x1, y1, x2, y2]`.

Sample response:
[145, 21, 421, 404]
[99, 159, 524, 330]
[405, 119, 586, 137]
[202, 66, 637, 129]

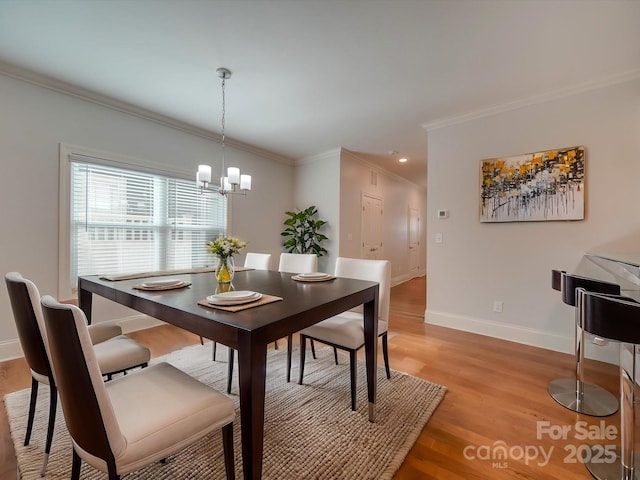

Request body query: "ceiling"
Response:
[0, 0, 639, 190]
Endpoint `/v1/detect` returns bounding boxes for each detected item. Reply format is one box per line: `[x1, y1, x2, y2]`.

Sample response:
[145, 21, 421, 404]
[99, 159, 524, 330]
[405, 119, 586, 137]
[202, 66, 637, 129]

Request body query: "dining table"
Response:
[77, 268, 380, 480]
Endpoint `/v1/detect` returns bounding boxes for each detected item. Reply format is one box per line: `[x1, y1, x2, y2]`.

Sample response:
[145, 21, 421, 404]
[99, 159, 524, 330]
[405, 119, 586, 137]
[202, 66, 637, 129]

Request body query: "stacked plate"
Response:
[206, 290, 263, 306]
[291, 272, 335, 282]
[136, 278, 191, 291]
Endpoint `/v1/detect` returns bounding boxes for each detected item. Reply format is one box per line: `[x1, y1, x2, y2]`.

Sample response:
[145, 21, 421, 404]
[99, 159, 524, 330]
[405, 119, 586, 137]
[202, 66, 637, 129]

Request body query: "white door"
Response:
[361, 193, 383, 259]
[408, 207, 420, 273]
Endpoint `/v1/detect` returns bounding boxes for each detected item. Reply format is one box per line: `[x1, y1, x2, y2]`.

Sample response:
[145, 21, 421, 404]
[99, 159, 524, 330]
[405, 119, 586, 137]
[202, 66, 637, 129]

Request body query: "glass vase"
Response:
[215, 256, 235, 284]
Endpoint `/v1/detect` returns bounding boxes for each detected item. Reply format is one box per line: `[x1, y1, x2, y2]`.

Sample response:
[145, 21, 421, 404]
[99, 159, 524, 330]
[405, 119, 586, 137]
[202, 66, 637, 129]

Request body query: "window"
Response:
[61, 147, 226, 294]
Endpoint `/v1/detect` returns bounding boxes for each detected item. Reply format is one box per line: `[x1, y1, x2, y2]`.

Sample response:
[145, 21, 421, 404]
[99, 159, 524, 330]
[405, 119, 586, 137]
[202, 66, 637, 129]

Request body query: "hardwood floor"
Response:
[0, 276, 618, 479]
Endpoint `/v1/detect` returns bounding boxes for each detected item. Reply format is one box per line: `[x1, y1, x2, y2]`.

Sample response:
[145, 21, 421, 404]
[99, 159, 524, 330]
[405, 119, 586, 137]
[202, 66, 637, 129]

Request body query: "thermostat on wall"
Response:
[437, 209, 449, 219]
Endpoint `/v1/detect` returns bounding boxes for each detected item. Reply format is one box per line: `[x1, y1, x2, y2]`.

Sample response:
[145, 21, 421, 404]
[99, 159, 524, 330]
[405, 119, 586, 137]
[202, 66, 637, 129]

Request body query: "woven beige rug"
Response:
[4, 344, 446, 479]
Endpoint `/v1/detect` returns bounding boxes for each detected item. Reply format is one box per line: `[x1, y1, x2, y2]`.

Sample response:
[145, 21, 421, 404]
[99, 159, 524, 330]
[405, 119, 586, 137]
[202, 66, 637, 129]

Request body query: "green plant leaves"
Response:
[281, 205, 329, 257]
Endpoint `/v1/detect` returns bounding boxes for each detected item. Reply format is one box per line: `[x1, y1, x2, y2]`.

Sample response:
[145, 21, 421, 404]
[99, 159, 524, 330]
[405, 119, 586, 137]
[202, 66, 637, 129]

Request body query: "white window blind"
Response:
[70, 160, 226, 286]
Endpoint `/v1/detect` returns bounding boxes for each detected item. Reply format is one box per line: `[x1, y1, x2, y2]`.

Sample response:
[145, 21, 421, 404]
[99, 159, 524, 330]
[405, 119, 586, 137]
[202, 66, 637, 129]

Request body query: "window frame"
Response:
[58, 143, 230, 300]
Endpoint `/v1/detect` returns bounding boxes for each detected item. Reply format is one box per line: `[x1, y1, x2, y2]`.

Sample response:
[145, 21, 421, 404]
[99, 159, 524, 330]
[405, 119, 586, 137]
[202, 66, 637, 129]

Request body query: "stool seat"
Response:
[547, 271, 620, 416]
[578, 290, 640, 480]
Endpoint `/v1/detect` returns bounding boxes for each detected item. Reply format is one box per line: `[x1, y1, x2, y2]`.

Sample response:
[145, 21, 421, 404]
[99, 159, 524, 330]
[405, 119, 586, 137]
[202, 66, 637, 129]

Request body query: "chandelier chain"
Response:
[221, 75, 226, 177]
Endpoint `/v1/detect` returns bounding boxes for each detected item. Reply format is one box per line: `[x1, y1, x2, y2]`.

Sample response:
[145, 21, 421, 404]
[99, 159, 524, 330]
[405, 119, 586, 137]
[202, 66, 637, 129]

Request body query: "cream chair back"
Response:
[278, 253, 317, 273]
[244, 252, 272, 270]
[40, 296, 126, 466]
[5, 272, 52, 382]
[335, 257, 391, 322]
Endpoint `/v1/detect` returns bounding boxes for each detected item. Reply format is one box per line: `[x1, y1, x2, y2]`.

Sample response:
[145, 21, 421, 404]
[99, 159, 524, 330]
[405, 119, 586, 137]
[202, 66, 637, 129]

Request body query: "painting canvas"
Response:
[480, 146, 585, 223]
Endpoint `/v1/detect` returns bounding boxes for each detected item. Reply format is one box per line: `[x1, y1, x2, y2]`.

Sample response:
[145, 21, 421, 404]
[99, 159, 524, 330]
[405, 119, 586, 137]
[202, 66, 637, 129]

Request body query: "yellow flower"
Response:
[207, 237, 247, 258]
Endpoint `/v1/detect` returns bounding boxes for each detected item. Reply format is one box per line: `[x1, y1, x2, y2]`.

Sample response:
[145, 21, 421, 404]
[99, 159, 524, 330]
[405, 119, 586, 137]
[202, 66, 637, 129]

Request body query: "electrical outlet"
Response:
[493, 301, 503, 313]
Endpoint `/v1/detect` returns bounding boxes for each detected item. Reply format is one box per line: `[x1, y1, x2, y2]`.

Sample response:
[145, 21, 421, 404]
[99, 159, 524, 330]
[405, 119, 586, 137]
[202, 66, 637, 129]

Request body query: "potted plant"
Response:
[281, 206, 328, 257]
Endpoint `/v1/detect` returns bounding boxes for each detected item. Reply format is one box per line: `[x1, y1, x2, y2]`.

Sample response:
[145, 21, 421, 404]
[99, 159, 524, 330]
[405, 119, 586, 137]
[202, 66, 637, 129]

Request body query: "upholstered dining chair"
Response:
[205, 251, 273, 394]
[297, 257, 391, 411]
[209, 252, 273, 358]
[40, 296, 236, 480]
[221, 253, 319, 393]
[278, 252, 318, 274]
[244, 252, 272, 270]
[4, 272, 151, 476]
[206, 253, 273, 391]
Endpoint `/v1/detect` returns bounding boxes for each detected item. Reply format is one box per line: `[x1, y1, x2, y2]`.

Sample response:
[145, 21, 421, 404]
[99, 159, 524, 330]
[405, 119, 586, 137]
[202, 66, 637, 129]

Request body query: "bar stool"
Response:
[579, 288, 640, 480]
[547, 272, 620, 416]
[551, 269, 564, 293]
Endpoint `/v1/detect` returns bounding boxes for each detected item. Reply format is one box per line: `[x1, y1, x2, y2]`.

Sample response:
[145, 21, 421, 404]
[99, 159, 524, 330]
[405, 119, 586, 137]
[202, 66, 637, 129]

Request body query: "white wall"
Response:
[426, 78, 640, 362]
[0, 73, 293, 358]
[340, 149, 427, 284]
[293, 150, 341, 273]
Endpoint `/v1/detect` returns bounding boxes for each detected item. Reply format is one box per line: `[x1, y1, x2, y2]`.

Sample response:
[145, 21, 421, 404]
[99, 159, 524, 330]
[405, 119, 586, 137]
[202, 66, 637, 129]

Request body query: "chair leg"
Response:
[381, 333, 391, 379]
[350, 350, 357, 411]
[213, 341, 218, 361]
[310, 339, 317, 359]
[286, 334, 293, 383]
[298, 335, 307, 385]
[227, 348, 235, 394]
[199, 336, 204, 345]
[24, 378, 38, 446]
[222, 422, 235, 480]
[71, 449, 82, 480]
[333, 347, 339, 365]
[41, 384, 58, 476]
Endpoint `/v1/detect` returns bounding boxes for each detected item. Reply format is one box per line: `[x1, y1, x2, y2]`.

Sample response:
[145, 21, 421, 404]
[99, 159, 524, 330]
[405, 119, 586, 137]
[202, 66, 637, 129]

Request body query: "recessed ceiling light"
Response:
[399, 157, 408, 163]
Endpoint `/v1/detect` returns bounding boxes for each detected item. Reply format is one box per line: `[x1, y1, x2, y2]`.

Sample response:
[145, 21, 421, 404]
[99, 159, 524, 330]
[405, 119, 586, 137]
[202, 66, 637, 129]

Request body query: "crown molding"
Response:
[294, 148, 342, 166]
[423, 68, 640, 132]
[0, 61, 294, 165]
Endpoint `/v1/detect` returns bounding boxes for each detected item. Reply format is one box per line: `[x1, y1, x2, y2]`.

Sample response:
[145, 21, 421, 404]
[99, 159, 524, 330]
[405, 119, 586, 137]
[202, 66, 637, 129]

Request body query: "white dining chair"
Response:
[278, 252, 318, 273]
[278, 253, 320, 380]
[296, 257, 391, 410]
[4, 272, 151, 476]
[222, 253, 317, 392]
[207, 252, 273, 358]
[244, 252, 272, 270]
[40, 296, 236, 480]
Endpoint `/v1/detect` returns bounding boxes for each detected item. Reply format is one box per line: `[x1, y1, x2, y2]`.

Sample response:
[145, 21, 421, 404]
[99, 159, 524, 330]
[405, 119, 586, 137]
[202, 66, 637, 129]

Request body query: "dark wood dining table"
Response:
[78, 269, 379, 480]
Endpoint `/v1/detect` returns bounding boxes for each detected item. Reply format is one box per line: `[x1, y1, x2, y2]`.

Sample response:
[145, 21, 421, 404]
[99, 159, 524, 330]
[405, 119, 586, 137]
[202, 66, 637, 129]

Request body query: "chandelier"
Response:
[196, 67, 251, 195]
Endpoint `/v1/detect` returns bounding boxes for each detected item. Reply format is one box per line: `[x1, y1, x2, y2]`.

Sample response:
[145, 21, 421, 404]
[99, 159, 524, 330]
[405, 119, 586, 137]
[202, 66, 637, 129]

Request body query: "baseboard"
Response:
[0, 339, 25, 362]
[0, 314, 164, 362]
[425, 309, 619, 365]
[392, 269, 426, 288]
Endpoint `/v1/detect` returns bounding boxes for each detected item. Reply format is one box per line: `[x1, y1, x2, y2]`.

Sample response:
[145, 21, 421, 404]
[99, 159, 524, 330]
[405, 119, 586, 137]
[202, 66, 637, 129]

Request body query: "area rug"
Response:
[4, 344, 446, 479]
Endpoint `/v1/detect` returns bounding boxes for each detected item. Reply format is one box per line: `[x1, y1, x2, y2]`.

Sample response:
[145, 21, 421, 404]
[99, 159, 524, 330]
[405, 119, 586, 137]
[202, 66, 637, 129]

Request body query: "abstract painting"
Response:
[480, 146, 585, 223]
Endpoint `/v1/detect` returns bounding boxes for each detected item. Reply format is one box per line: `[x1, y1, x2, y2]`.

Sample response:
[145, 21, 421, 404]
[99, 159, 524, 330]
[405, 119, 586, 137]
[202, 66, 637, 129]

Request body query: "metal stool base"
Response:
[586, 447, 640, 480]
[548, 378, 618, 416]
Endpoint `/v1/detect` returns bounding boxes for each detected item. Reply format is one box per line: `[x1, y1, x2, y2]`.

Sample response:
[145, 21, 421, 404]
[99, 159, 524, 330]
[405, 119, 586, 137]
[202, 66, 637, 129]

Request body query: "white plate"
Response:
[292, 274, 335, 282]
[141, 279, 184, 288]
[136, 280, 191, 291]
[206, 291, 262, 305]
[297, 272, 330, 279]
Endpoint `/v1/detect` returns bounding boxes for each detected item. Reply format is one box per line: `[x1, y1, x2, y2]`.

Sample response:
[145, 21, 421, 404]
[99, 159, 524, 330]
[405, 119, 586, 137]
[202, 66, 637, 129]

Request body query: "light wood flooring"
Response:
[0, 276, 619, 479]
